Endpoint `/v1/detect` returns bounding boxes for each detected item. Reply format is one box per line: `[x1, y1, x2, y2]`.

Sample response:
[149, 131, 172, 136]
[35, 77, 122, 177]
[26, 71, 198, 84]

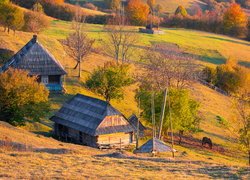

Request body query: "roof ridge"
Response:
[0, 36, 35, 72]
[0, 35, 66, 75]
[36, 41, 66, 74]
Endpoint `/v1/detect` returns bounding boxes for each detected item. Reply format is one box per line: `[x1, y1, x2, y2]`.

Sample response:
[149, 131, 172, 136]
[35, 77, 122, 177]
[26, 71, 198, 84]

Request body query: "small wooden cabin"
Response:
[0, 35, 66, 92]
[128, 114, 146, 137]
[50, 94, 135, 148]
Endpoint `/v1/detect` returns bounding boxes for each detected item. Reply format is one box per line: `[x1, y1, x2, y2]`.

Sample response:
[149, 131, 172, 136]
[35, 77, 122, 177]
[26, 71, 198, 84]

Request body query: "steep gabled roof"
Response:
[50, 94, 134, 136]
[128, 114, 146, 132]
[0, 35, 66, 76]
[135, 138, 173, 153]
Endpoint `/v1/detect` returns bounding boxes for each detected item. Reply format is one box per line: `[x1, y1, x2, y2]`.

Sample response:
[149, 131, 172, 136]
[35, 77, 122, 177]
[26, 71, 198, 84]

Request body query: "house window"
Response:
[41, 76, 48, 84]
[49, 75, 61, 84]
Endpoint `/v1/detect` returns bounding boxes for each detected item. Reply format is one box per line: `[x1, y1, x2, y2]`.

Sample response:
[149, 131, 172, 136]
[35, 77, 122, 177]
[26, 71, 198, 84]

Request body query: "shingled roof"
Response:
[50, 94, 134, 136]
[128, 114, 146, 132]
[135, 138, 173, 153]
[0, 35, 66, 76]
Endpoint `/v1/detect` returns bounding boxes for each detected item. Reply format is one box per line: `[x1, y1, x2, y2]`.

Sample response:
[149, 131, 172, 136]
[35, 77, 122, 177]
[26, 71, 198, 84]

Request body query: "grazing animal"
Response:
[202, 137, 213, 149]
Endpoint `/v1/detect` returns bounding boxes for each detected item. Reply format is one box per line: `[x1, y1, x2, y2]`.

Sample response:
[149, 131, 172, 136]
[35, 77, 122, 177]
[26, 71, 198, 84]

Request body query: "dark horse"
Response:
[202, 137, 213, 149]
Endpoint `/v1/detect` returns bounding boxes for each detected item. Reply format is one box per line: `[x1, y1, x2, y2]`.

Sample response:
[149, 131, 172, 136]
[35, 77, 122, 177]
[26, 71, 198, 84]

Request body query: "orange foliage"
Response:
[223, 3, 248, 37]
[126, 0, 150, 25]
[44, 0, 64, 4]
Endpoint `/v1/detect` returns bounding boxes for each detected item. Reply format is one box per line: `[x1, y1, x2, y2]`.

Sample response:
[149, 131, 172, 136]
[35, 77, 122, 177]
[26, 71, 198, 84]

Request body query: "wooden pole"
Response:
[151, 92, 155, 154]
[151, 92, 155, 139]
[167, 88, 175, 158]
[158, 88, 167, 139]
[136, 98, 140, 150]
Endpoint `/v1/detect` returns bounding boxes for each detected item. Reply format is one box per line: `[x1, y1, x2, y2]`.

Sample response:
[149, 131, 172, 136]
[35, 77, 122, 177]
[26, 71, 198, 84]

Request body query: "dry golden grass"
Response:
[0, 121, 249, 179]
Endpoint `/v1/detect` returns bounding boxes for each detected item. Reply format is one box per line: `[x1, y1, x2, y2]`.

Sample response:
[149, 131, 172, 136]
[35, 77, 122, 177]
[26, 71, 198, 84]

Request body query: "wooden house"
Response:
[50, 94, 135, 148]
[0, 35, 66, 92]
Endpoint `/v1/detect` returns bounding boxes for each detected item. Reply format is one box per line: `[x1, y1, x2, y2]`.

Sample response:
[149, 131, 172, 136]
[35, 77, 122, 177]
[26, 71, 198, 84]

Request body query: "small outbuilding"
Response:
[0, 35, 67, 92]
[50, 94, 135, 148]
[134, 138, 173, 154]
[128, 114, 146, 137]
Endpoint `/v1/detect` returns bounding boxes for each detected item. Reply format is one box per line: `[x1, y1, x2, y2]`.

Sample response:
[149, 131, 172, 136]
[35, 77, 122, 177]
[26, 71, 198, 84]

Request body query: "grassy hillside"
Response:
[0, 121, 249, 179]
[145, 0, 207, 13]
[0, 20, 250, 171]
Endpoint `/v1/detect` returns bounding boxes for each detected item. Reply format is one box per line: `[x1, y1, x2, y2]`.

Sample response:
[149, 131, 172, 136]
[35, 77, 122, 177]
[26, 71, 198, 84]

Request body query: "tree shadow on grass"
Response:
[204, 36, 250, 46]
[34, 148, 72, 154]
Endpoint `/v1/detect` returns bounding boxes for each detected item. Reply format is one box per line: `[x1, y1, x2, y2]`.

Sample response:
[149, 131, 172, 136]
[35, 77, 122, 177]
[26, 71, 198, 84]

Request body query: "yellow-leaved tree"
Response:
[0, 68, 50, 126]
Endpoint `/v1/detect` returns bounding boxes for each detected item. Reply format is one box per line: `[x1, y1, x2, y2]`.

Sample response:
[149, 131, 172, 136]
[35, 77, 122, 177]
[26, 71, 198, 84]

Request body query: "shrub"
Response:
[0, 68, 50, 126]
[201, 66, 216, 84]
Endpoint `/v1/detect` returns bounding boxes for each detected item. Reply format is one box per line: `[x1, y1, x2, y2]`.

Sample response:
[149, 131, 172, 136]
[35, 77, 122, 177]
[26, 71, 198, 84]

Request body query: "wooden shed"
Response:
[50, 94, 135, 148]
[134, 138, 173, 154]
[128, 114, 146, 137]
[0, 35, 66, 92]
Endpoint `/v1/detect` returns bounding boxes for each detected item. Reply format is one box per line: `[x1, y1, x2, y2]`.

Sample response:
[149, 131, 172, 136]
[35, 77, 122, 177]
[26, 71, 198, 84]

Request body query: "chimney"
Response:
[33, 34, 37, 42]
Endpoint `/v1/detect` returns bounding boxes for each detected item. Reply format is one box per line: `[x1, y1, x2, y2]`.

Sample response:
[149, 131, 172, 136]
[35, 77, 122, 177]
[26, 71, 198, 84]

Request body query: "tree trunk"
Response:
[73, 62, 79, 69]
[78, 61, 81, 78]
[178, 130, 184, 145]
[249, 150, 250, 166]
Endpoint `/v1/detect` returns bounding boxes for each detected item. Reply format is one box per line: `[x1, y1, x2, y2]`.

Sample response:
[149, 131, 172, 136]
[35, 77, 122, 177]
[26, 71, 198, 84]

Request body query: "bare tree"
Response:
[138, 44, 198, 91]
[62, 5, 95, 78]
[234, 99, 250, 165]
[103, 15, 138, 63]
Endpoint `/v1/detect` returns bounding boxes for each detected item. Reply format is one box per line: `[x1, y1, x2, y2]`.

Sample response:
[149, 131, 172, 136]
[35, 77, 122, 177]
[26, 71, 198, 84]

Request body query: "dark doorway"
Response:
[49, 75, 60, 84]
[79, 132, 83, 143]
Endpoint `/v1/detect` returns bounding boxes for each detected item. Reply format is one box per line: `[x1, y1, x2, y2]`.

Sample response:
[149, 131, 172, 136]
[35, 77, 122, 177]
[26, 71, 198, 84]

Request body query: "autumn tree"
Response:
[136, 88, 200, 144]
[62, 6, 95, 78]
[24, 3, 50, 34]
[126, 0, 150, 25]
[0, 68, 50, 126]
[33, 2, 44, 13]
[232, 98, 250, 165]
[138, 44, 198, 91]
[223, 3, 248, 37]
[86, 62, 133, 102]
[175, 5, 188, 17]
[0, 1, 24, 33]
[103, 16, 138, 63]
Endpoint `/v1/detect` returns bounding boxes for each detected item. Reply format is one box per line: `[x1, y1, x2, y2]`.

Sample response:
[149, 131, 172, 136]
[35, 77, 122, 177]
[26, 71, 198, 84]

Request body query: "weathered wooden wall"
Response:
[97, 132, 132, 146]
[98, 115, 128, 128]
[54, 123, 98, 147]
